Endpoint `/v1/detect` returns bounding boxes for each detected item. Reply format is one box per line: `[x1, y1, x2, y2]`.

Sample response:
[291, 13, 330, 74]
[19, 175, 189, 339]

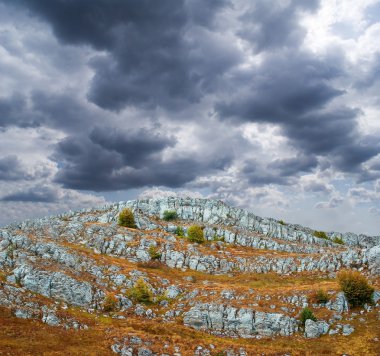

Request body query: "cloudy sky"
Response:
[0, 0, 380, 235]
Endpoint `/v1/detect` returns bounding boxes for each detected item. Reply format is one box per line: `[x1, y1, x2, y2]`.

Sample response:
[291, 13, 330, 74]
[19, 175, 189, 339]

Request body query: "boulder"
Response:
[342, 324, 354, 336]
[304, 320, 329, 338]
[327, 292, 349, 313]
[367, 245, 380, 275]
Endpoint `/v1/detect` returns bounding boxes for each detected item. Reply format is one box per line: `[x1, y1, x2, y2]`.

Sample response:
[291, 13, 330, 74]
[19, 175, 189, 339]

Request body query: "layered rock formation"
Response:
[0, 197, 379, 355]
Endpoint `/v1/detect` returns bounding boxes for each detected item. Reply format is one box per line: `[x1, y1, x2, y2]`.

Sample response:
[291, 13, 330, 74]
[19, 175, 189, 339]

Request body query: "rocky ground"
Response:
[0, 197, 379, 355]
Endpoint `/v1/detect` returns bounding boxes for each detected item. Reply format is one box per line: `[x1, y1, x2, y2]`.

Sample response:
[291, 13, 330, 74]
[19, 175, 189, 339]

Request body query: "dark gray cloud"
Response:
[1, 185, 58, 202]
[0, 91, 101, 131]
[242, 154, 317, 186]
[89, 126, 175, 168]
[237, 0, 319, 53]
[52, 131, 232, 191]
[0, 93, 40, 128]
[355, 53, 380, 97]
[216, 50, 344, 122]
[0, 155, 30, 181]
[9, 0, 236, 112]
[242, 161, 293, 186]
[268, 155, 318, 176]
[0, 0, 379, 231]
[216, 50, 380, 175]
[31, 91, 97, 132]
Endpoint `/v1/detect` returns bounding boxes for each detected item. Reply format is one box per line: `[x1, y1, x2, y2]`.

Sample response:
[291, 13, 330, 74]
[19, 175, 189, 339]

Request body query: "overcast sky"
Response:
[0, 0, 379, 235]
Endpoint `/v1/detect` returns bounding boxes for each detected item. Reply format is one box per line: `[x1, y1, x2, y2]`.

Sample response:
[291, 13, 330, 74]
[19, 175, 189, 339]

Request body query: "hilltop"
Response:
[0, 197, 379, 355]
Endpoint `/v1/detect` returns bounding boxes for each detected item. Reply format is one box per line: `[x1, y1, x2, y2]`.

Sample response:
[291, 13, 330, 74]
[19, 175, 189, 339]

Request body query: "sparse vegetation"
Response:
[299, 307, 317, 327]
[337, 270, 374, 307]
[2, 197, 379, 355]
[187, 225, 205, 243]
[313, 289, 329, 304]
[163, 210, 178, 221]
[332, 236, 344, 245]
[212, 235, 225, 242]
[155, 292, 171, 304]
[313, 230, 329, 240]
[102, 293, 118, 312]
[148, 245, 161, 260]
[6, 245, 15, 258]
[118, 208, 136, 228]
[137, 260, 162, 269]
[278, 220, 287, 226]
[176, 226, 185, 237]
[128, 278, 153, 304]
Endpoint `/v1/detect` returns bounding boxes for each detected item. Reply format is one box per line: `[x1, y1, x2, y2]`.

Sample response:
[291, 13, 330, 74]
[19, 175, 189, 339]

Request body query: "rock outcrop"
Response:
[0, 197, 378, 355]
[183, 303, 298, 337]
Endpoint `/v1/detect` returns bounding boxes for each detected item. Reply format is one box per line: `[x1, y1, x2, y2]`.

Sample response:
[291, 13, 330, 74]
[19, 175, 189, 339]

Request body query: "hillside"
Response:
[0, 197, 379, 355]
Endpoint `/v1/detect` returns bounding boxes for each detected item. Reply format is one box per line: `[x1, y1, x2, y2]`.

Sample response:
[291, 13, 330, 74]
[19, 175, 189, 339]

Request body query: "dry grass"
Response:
[1, 306, 379, 356]
[3, 219, 379, 355]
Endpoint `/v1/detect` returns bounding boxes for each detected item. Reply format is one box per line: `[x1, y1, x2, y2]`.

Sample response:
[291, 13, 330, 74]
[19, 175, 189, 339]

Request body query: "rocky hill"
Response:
[0, 197, 379, 355]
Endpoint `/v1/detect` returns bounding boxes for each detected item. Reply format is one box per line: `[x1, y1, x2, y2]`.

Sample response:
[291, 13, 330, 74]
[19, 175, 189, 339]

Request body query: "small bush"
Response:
[176, 226, 185, 237]
[163, 210, 178, 221]
[313, 289, 329, 304]
[128, 278, 153, 304]
[299, 307, 317, 327]
[278, 220, 287, 226]
[313, 230, 329, 240]
[212, 235, 225, 242]
[118, 208, 136, 228]
[187, 225, 205, 244]
[332, 236, 344, 245]
[337, 270, 374, 307]
[155, 292, 171, 304]
[102, 293, 118, 312]
[6, 245, 15, 258]
[148, 245, 161, 260]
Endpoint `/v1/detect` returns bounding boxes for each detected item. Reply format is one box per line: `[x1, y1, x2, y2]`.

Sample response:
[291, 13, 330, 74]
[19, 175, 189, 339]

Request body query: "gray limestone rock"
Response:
[183, 303, 298, 337]
[367, 245, 380, 275]
[342, 324, 354, 336]
[304, 319, 319, 338]
[166, 285, 182, 299]
[373, 290, 380, 304]
[327, 292, 349, 313]
[10, 264, 95, 307]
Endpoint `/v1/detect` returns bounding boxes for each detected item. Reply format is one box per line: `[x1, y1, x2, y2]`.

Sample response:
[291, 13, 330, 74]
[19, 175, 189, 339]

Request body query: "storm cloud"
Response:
[10, 0, 237, 111]
[0, 0, 379, 234]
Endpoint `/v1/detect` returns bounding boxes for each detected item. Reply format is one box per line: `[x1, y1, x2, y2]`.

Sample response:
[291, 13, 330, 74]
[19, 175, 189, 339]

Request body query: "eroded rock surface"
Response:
[0, 197, 378, 354]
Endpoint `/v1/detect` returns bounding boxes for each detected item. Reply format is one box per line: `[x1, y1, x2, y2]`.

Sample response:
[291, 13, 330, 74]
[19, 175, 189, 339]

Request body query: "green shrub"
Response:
[313, 230, 329, 240]
[212, 235, 225, 242]
[314, 289, 329, 304]
[337, 270, 374, 307]
[118, 208, 136, 228]
[278, 220, 287, 226]
[155, 292, 171, 304]
[163, 210, 178, 221]
[102, 293, 118, 312]
[299, 307, 317, 327]
[128, 278, 153, 304]
[332, 236, 344, 245]
[148, 245, 161, 260]
[176, 226, 184, 237]
[187, 225, 205, 243]
[6, 245, 15, 258]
